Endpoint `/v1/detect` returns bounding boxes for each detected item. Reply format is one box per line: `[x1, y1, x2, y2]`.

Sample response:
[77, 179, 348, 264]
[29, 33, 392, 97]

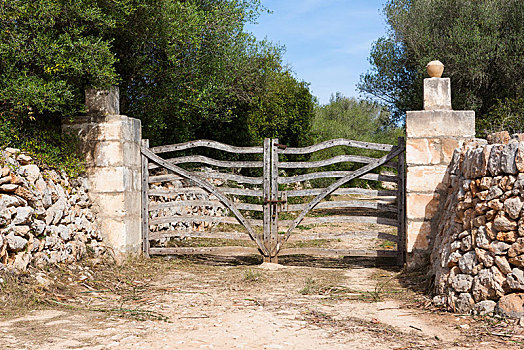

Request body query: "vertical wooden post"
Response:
[263, 138, 271, 261]
[270, 138, 279, 263]
[141, 139, 151, 257]
[396, 137, 406, 266]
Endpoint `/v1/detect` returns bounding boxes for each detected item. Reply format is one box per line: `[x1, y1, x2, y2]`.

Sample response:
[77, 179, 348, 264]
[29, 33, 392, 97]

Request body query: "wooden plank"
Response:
[149, 174, 183, 183]
[299, 215, 398, 227]
[279, 139, 394, 154]
[150, 246, 261, 256]
[141, 147, 269, 255]
[278, 248, 399, 258]
[150, 230, 398, 242]
[149, 187, 206, 196]
[263, 138, 271, 255]
[277, 145, 404, 251]
[148, 187, 263, 197]
[148, 155, 262, 170]
[141, 139, 150, 257]
[149, 230, 252, 241]
[150, 140, 263, 154]
[284, 187, 397, 198]
[149, 173, 262, 185]
[396, 137, 406, 266]
[288, 231, 399, 243]
[149, 200, 262, 212]
[277, 171, 398, 185]
[279, 155, 397, 169]
[270, 138, 279, 258]
[149, 215, 264, 227]
[286, 200, 397, 213]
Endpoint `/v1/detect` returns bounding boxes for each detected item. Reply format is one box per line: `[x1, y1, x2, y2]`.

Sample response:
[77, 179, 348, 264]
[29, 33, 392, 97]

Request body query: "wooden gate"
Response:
[140, 137, 406, 265]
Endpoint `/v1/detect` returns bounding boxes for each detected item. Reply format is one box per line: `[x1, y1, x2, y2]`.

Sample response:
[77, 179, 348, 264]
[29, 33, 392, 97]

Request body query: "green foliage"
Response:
[0, 117, 85, 177]
[309, 94, 404, 188]
[477, 97, 524, 137]
[110, 0, 314, 147]
[359, 0, 524, 126]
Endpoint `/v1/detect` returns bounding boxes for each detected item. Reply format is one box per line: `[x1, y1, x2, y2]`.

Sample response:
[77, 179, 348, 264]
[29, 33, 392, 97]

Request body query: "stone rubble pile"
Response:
[0, 148, 105, 271]
[431, 134, 524, 316]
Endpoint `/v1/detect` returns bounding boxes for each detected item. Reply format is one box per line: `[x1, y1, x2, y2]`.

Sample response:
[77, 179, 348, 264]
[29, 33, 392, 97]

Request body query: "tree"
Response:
[0, 0, 315, 153]
[359, 0, 524, 130]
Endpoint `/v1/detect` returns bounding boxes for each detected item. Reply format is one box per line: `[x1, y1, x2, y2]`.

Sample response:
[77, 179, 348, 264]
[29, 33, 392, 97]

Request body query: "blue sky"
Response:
[245, 0, 389, 105]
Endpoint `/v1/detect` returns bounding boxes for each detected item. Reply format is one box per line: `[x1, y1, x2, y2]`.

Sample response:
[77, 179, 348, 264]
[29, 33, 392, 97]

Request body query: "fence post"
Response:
[405, 69, 475, 269]
[63, 87, 143, 260]
[396, 136, 406, 266]
[141, 139, 150, 257]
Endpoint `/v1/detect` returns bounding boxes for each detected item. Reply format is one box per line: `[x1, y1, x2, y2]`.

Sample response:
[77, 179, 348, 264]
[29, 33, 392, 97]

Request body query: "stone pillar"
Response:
[405, 78, 475, 267]
[63, 87, 142, 258]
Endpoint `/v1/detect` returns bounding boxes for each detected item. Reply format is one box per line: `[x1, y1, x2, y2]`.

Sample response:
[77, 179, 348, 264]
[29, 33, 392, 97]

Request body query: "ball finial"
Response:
[426, 60, 444, 78]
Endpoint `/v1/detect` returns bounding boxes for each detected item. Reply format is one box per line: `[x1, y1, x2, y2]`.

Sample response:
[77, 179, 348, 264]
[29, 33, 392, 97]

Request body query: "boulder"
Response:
[495, 293, 524, 318]
[504, 196, 523, 219]
[473, 300, 496, 315]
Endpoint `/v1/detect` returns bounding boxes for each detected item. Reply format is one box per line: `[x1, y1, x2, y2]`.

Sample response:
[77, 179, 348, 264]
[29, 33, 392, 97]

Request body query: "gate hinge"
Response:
[274, 143, 287, 150]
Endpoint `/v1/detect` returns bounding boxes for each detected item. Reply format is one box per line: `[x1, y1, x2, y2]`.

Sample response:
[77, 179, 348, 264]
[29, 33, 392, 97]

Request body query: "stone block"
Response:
[407, 165, 449, 192]
[85, 141, 124, 167]
[424, 78, 451, 110]
[407, 220, 431, 252]
[88, 167, 134, 193]
[407, 193, 440, 220]
[406, 110, 475, 138]
[85, 87, 119, 115]
[441, 138, 461, 164]
[406, 138, 441, 165]
[95, 193, 141, 219]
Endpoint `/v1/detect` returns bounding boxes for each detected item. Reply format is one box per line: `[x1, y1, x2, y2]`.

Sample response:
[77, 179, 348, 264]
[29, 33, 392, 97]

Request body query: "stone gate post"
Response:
[405, 72, 475, 268]
[63, 87, 143, 258]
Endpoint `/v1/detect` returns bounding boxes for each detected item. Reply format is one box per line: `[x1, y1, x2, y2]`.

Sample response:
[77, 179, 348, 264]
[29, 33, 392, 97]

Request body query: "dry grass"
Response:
[0, 256, 178, 320]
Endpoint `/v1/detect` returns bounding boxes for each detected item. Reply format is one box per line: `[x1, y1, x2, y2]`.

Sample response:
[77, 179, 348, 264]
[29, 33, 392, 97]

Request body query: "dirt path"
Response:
[1, 257, 521, 349]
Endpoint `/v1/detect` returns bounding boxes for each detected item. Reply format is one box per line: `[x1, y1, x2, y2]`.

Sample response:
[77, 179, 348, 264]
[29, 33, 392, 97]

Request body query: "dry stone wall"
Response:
[0, 148, 105, 271]
[431, 134, 524, 316]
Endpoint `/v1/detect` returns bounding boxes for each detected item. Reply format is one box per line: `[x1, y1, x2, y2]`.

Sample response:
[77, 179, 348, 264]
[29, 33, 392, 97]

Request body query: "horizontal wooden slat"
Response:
[279, 139, 394, 154]
[148, 187, 263, 197]
[277, 171, 398, 184]
[284, 187, 397, 198]
[149, 174, 183, 183]
[278, 215, 398, 227]
[279, 155, 397, 169]
[150, 246, 261, 256]
[149, 230, 252, 241]
[149, 200, 262, 212]
[149, 172, 263, 185]
[149, 215, 264, 226]
[149, 140, 263, 154]
[149, 155, 262, 170]
[149, 200, 224, 210]
[288, 231, 399, 243]
[278, 248, 399, 258]
[286, 200, 397, 213]
[149, 230, 398, 243]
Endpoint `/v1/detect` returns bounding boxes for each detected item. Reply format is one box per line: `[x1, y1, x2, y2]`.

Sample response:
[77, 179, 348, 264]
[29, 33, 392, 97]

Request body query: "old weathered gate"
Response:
[140, 137, 406, 264]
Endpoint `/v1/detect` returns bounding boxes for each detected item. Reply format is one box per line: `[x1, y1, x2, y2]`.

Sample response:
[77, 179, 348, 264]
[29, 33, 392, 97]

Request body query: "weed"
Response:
[243, 269, 263, 282]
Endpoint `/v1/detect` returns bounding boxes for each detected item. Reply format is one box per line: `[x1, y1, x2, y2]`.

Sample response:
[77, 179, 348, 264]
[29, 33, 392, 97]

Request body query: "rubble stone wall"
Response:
[431, 135, 524, 316]
[0, 148, 105, 271]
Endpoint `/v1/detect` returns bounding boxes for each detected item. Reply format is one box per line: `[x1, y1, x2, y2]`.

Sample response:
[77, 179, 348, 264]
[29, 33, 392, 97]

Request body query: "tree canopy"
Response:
[0, 0, 315, 148]
[359, 0, 524, 131]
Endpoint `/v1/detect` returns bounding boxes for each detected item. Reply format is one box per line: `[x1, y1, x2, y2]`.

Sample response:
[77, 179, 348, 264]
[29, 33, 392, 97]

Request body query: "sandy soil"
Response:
[1, 257, 521, 350]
